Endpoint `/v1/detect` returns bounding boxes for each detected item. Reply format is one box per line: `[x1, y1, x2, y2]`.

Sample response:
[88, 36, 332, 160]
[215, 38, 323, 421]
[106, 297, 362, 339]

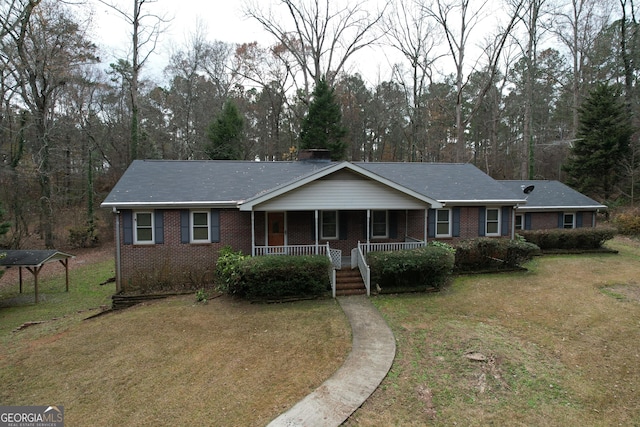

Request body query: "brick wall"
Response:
[117, 206, 522, 292]
[118, 209, 252, 293]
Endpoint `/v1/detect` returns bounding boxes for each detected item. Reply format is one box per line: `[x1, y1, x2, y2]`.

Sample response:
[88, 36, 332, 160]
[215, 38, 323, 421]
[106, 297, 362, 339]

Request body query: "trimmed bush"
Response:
[368, 244, 455, 292]
[236, 255, 330, 299]
[453, 238, 540, 272]
[519, 227, 616, 250]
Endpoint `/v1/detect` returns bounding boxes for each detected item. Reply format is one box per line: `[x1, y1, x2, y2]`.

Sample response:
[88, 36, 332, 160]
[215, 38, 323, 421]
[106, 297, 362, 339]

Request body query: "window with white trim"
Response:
[563, 213, 575, 229]
[371, 210, 388, 238]
[321, 211, 338, 239]
[191, 211, 210, 242]
[436, 209, 452, 237]
[134, 211, 154, 244]
[486, 208, 500, 236]
[515, 214, 524, 230]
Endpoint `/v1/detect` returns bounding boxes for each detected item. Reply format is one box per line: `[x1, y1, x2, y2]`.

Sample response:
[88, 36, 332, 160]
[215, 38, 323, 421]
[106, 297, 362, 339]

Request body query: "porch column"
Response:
[366, 209, 371, 253]
[314, 210, 319, 254]
[251, 210, 256, 256]
[424, 208, 428, 243]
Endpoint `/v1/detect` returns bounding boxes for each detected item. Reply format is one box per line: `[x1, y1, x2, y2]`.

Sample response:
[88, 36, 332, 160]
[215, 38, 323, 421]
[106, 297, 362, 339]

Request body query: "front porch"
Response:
[253, 237, 427, 298]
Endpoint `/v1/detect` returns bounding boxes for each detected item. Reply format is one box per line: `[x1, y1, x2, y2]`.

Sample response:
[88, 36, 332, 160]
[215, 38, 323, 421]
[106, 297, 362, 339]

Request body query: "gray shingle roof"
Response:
[101, 160, 333, 207]
[500, 180, 607, 210]
[357, 162, 524, 202]
[101, 160, 527, 208]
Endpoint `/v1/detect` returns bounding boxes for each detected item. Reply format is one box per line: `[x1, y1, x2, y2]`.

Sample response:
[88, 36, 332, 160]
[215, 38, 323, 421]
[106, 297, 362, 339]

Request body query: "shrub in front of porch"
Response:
[217, 251, 331, 299]
[368, 245, 455, 292]
[453, 238, 540, 272]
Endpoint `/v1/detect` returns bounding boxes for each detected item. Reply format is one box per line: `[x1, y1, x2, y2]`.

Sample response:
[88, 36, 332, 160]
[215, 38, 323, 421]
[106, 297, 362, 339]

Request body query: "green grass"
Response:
[0, 258, 115, 339]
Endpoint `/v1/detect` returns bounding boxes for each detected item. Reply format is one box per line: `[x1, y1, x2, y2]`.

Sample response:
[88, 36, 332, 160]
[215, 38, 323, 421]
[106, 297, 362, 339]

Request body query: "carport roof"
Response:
[0, 250, 75, 268]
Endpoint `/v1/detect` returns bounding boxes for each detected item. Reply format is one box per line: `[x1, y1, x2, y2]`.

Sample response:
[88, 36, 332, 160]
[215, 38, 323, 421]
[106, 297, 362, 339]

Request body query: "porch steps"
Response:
[335, 269, 367, 296]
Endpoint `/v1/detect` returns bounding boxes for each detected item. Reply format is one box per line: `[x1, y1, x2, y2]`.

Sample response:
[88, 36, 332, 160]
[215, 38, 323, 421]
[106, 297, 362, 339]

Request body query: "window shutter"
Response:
[154, 210, 164, 244]
[211, 209, 220, 242]
[427, 209, 436, 238]
[525, 213, 532, 230]
[180, 210, 190, 243]
[501, 207, 510, 236]
[452, 208, 461, 237]
[339, 211, 348, 240]
[478, 206, 486, 236]
[389, 211, 397, 239]
[558, 212, 563, 228]
[122, 210, 133, 245]
[576, 212, 583, 228]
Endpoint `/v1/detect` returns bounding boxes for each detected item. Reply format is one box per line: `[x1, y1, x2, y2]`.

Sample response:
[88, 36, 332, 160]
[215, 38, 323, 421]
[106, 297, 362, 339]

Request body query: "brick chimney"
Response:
[297, 149, 332, 162]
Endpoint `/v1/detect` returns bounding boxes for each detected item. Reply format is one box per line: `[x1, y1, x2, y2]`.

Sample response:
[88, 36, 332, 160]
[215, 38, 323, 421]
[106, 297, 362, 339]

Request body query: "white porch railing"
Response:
[254, 245, 326, 256]
[352, 246, 370, 296]
[326, 243, 341, 298]
[359, 240, 426, 254]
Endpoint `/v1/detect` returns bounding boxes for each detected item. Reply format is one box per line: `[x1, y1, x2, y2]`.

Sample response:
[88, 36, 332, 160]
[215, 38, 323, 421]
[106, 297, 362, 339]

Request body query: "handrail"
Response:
[355, 242, 370, 296]
[326, 242, 339, 298]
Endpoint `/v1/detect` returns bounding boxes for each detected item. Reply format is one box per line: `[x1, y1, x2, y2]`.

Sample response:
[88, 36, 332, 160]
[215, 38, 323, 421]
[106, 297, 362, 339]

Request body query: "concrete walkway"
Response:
[267, 295, 396, 427]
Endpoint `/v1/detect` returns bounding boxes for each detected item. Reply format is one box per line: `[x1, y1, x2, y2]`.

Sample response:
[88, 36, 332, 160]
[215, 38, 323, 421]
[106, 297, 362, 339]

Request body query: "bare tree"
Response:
[243, 0, 387, 100]
[97, 0, 170, 163]
[383, 0, 444, 161]
[427, 0, 524, 162]
[552, 0, 613, 137]
[4, 1, 97, 247]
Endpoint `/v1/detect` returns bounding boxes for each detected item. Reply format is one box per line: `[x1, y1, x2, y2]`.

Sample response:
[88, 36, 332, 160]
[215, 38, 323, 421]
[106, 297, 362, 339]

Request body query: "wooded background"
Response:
[1, 0, 637, 249]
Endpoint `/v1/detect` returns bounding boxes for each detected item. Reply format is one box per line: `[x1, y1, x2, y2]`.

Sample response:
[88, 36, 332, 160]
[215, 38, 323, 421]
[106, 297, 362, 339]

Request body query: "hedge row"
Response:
[215, 247, 330, 299]
[518, 227, 616, 250]
[368, 244, 455, 292]
[453, 238, 540, 272]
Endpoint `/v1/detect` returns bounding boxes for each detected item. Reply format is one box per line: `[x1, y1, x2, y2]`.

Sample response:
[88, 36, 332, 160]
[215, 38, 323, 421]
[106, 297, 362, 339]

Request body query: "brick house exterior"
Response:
[102, 156, 603, 293]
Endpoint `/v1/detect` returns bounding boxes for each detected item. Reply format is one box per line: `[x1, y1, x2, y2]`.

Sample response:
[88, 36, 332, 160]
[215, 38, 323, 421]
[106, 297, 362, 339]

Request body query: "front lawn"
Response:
[0, 250, 350, 426]
[346, 236, 640, 426]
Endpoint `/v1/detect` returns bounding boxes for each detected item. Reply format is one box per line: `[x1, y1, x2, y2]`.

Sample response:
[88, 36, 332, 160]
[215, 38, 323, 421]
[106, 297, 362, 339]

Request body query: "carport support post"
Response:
[60, 258, 69, 292]
[19, 267, 23, 293]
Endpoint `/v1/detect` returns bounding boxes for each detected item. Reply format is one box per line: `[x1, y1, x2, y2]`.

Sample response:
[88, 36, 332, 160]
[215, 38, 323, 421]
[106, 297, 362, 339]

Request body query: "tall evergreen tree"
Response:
[564, 83, 633, 201]
[299, 78, 347, 160]
[205, 100, 244, 160]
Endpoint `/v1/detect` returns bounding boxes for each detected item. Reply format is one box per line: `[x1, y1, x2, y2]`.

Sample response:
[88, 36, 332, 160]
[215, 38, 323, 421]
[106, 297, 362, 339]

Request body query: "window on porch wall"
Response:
[321, 211, 338, 239]
[371, 210, 388, 238]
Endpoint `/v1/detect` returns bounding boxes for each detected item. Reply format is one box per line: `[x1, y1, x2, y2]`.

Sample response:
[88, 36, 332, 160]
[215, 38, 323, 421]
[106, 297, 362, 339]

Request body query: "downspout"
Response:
[113, 207, 122, 293]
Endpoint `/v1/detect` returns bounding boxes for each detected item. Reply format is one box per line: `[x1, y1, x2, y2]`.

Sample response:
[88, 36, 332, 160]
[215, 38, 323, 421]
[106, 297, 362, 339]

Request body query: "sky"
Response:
[89, 0, 398, 85]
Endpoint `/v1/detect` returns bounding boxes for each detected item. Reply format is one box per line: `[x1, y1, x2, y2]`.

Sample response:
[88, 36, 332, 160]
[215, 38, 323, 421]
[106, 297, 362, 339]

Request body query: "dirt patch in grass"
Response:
[346, 236, 640, 426]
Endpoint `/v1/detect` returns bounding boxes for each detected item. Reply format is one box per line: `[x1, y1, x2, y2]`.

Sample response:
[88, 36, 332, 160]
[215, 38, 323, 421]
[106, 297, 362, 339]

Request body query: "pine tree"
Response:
[206, 101, 244, 160]
[299, 78, 347, 160]
[564, 83, 633, 201]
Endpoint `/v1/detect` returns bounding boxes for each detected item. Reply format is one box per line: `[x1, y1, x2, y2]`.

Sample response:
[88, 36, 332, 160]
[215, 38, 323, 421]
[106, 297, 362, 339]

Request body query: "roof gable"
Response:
[240, 162, 442, 211]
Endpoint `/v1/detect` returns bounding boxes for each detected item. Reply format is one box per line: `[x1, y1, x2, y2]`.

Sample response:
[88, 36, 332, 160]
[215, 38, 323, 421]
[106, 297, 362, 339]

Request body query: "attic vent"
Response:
[298, 149, 331, 162]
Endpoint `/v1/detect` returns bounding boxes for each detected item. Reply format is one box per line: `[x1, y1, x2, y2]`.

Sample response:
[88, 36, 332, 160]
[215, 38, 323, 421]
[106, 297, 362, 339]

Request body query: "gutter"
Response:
[100, 201, 240, 209]
[439, 199, 527, 206]
[514, 205, 607, 212]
